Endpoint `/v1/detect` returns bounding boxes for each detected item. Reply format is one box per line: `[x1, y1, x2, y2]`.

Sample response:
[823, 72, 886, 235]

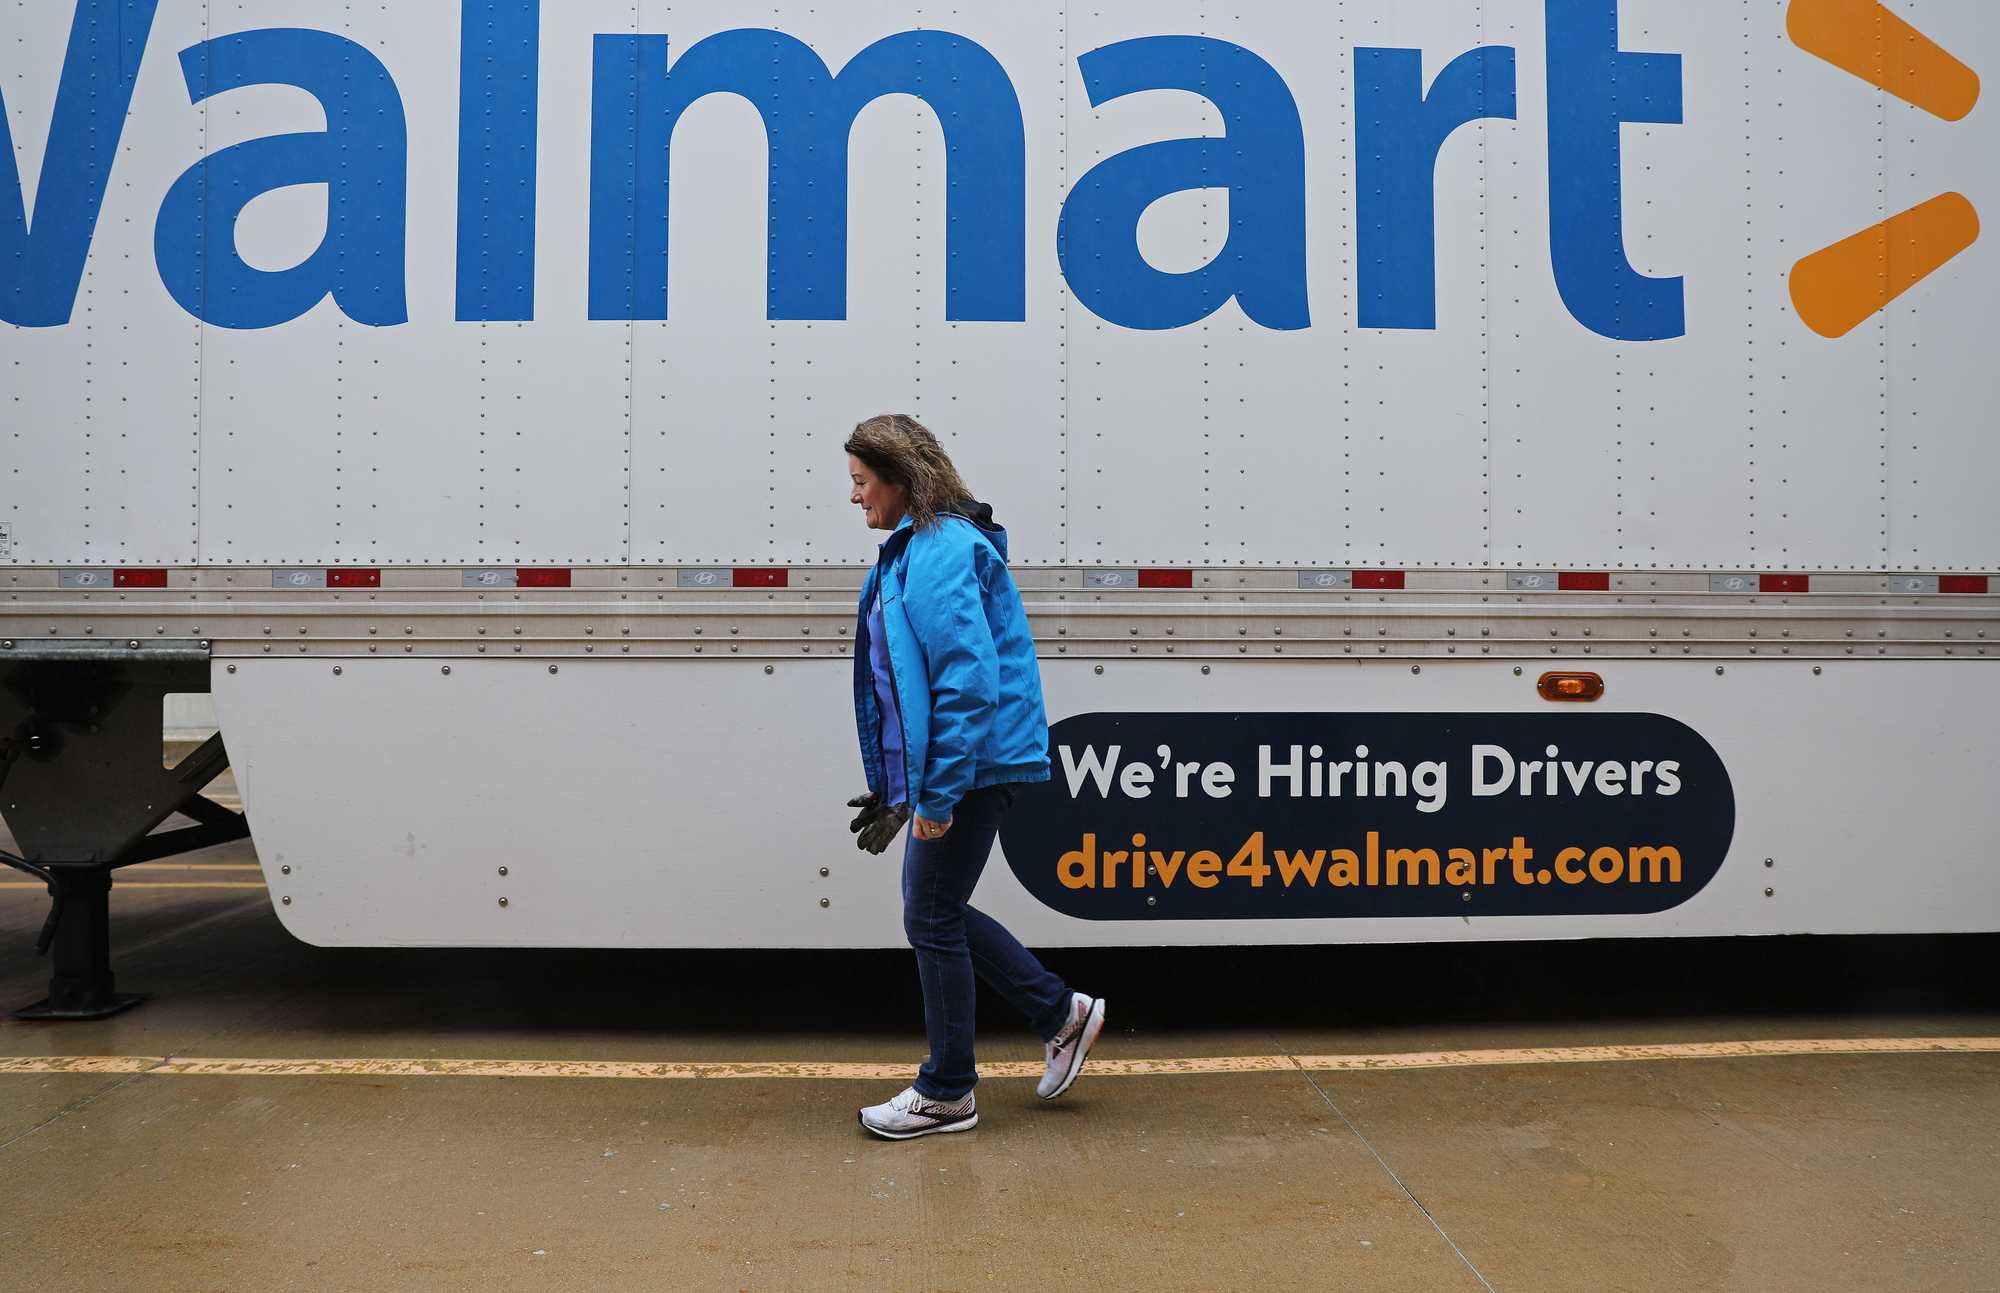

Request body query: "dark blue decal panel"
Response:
[1000, 713, 1734, 920]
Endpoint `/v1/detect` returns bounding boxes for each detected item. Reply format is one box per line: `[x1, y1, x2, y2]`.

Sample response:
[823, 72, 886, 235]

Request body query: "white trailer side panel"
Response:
[212, 657, 2000, 947]
[6, 2, 2000, 951]
[1886, 2, 1993, 570]
[3, 0, 209, 566]
[7, 0, 1997, 570]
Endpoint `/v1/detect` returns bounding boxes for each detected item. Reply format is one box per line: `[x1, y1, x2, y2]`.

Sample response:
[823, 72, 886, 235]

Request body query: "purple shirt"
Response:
[866, 587, 909, 807]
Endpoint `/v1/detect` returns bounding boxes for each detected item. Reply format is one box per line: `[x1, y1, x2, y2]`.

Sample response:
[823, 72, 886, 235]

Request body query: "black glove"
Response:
[847, 791, 911, 855]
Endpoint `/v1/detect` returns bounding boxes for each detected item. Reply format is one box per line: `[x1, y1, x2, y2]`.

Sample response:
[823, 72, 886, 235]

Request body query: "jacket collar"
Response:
[878, 512, 917, 558]
[877, 503, 1006, 569]
[872, 514, 917, 599]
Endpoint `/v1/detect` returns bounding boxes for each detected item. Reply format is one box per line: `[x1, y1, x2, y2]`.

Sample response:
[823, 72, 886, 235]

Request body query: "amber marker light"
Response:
[1538, 672, 1605, 703]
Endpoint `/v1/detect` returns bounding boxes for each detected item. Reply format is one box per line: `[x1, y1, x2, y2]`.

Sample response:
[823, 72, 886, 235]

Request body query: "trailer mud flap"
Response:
[1000, 712, 1734, 920]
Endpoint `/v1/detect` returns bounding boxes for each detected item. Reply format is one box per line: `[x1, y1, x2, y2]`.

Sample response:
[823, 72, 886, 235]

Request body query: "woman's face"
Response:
[848, 454, 908, 531]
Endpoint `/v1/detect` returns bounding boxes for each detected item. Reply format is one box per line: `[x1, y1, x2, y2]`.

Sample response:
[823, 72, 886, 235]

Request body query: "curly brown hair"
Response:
[843, 413, 974, 531]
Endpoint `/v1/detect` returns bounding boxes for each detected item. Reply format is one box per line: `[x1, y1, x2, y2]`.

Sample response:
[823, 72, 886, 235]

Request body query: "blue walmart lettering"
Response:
[1058, 37, 1309, 331]
[0, 0, 157, 327]
[1, 3, 1688, 340]
[457, 0, 541, 322]
[1545, 0, 1686, 341]
[1356, 46, 1517, 331]
[155, 28, 409, 328]
[587, 28, 1024, 322]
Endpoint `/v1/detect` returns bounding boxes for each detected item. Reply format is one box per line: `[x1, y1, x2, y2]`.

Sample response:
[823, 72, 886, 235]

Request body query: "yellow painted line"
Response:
[1292, 1036, 2000, 1071]
[0, 882, 266, 891]
[0, 1056, 163, 1075]
[130, 864, 262, 871]
[0, 863, 261, 887]
[142, 1055, 1307, 1081]
[0, 1039, 1993, 1083]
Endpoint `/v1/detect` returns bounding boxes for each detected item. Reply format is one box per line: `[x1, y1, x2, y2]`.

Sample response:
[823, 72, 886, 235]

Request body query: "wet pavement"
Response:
[1, 787, 1996, 1291]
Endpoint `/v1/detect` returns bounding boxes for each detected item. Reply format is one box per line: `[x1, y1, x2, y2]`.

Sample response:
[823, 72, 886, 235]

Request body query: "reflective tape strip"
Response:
[1889, 573, 1993, 594]
[50, 567, 185, 588]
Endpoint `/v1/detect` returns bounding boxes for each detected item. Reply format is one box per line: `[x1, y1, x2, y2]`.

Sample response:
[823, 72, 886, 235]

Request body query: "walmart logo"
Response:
[1788, 0, 1982, 338]
[1, 1, 1987, 340]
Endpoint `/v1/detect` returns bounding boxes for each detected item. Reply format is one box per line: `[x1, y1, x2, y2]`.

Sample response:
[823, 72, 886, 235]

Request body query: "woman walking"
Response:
[843, 413, 1107, 1139]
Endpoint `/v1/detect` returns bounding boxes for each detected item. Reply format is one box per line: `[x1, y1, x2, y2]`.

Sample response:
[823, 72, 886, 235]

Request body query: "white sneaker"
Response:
[857, 1086, 978, 1140]
[1037, 992, 1107, 1100]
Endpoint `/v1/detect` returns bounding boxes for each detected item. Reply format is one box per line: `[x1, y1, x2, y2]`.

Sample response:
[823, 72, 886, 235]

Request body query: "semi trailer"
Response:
[3, 0, 1997, 1017]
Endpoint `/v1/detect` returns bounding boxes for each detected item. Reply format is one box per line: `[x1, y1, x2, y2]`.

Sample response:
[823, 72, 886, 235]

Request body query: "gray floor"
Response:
[1, 790, 1995, 1290]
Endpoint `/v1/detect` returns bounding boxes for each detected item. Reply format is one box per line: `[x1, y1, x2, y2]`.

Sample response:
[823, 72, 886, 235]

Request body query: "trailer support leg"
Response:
[12, 865, 147, 1020]
[1, 643, 248, 1021]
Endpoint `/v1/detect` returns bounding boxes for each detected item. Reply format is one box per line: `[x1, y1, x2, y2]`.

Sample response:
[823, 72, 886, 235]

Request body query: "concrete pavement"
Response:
[1, 798, 1995, 1291]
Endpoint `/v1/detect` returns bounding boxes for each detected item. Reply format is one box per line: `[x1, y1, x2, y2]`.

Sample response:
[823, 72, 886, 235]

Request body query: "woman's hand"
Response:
[913, 813, 954, 841]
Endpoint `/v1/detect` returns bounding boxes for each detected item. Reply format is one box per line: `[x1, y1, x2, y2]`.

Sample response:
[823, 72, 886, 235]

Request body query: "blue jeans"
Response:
[902, 784, 1072, 1101]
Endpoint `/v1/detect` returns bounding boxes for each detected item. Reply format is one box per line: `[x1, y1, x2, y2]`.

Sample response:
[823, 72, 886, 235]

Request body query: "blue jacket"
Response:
[853, 500, 1052, 822]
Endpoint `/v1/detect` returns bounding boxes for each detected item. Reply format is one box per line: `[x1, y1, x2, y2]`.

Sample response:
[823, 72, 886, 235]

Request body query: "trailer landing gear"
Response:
[1, 642, 250, 1020]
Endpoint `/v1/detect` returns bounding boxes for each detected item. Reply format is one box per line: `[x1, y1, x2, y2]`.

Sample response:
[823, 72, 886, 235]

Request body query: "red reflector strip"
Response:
[1137, 568, 1193, 589]
[1351, 570, 1406, 591]
[1940, 575, 1990, 595]
[1558, 572, 1610, 592]
[516, 568, 572, 588]
[1759, 574, 1810, 593]
[113, 568, 168, 588]
[327, 568, 380, 588]
[733, 568, 789, 588]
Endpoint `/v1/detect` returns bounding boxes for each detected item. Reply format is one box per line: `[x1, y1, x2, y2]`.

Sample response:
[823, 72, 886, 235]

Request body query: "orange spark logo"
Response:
[1787, 0, 1982, 338]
